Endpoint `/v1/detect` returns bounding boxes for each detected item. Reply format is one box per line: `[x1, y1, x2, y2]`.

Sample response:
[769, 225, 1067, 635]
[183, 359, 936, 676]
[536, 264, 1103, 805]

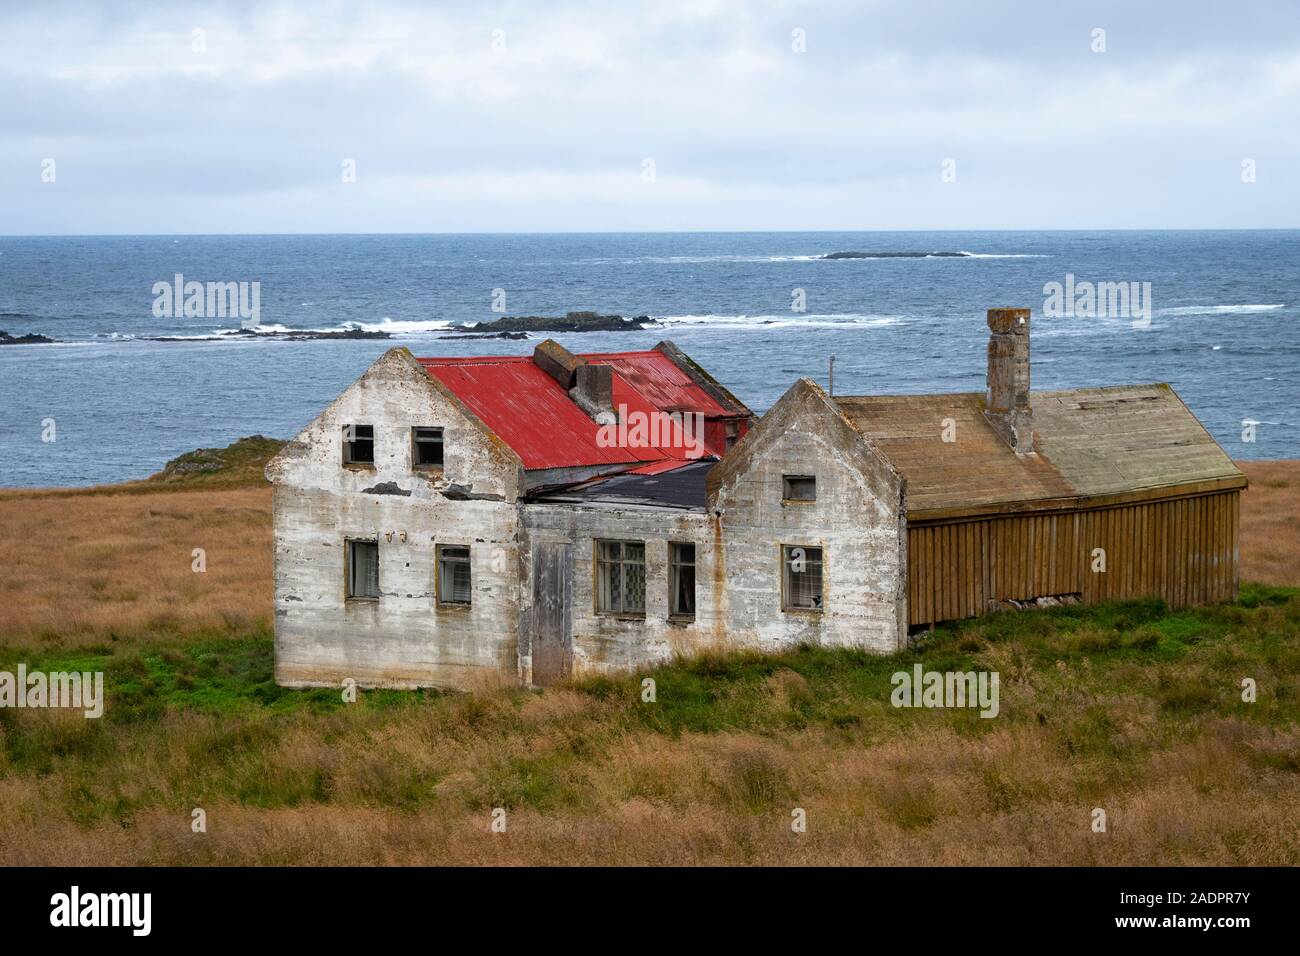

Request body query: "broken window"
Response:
[596, 540, 646, 616]
[669, 542, 696, 619]
[437, 545, 472, 606]
[347, 539, 380, 600]
[781, 545, 823, 611]
[783, 475, 816, 501]
[412, 427, 444, 468]
[343, 424, 375, 465]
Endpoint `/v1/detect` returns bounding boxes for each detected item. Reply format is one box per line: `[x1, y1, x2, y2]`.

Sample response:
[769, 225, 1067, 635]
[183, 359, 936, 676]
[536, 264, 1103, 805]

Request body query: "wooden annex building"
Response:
[835, 309, 1247, 629]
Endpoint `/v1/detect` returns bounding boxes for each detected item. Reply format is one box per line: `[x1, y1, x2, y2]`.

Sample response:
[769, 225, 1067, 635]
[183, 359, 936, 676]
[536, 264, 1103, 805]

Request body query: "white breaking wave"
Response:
[1159, 304, 1285, 317]
[954, 251, 1050, 259]
[343, 317, 456, 334]
[653, 313, 902, 331]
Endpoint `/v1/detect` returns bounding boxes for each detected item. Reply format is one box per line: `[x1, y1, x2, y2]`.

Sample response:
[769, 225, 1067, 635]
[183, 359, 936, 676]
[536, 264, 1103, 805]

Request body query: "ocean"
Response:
[1, 230, 1296, 487]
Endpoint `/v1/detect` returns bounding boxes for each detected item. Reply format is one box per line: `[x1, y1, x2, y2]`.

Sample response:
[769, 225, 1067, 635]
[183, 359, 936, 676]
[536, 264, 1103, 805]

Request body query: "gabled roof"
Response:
[418, 344, 746, 472]
[835, 383, 1245, 519]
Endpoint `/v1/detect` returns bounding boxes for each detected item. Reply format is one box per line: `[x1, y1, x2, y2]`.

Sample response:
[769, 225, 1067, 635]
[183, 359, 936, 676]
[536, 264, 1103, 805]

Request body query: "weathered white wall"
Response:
[518, 382, 907, 677]
[268, 349, 525, 690]
[269, 356, 907, 691]
[708, 378, 908, 653]
[520, 504, 715, 679]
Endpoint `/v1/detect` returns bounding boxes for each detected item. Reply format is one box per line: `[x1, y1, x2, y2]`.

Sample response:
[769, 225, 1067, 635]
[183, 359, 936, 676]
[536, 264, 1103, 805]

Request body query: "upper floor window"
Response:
[412, 426, 445, 468]
[781, 545, 823, 611]
[346, 539, 380, 600]
[596, 539, 646, 616]
[669, 542, 696, 619]
[343, 424, 375, 465]
[783, 475, 816, 502]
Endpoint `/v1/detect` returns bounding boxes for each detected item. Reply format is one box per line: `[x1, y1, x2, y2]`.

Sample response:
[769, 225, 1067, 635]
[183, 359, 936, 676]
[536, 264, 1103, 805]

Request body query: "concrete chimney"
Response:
[571, 363, 615, 422]
[532, 339, 584, 390]
[984, 307, 1034, 454]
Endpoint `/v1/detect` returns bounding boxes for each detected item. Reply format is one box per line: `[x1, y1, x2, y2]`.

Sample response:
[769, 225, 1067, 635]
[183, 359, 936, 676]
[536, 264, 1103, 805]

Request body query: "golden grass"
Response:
[1239, 461, 1300, 587]
[0, 486, 271, 648]
[1, 709, 1297, 866]
[0, 456, 1296, 865]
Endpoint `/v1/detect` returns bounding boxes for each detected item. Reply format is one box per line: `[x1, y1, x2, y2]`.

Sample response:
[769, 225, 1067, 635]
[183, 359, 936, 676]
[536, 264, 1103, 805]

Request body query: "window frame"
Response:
[345, 538, 381, 602]
[342, 424, 376, 468]
[668, 541, 696, 621]
[782, 474, 817, 503]
[594, 539, 647, 618]
[780, 543, 824, 613]
[435, 544, 472, 608]
[411, 426, 445, 470]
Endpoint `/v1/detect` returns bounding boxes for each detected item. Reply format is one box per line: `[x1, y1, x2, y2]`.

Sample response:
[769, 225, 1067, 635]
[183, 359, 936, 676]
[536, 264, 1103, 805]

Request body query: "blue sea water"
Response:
[1, 230, 1296, 487]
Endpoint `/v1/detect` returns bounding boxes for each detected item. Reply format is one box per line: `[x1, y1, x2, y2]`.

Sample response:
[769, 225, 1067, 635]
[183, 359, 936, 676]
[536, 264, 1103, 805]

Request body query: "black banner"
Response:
[0, 866, 1284, 941]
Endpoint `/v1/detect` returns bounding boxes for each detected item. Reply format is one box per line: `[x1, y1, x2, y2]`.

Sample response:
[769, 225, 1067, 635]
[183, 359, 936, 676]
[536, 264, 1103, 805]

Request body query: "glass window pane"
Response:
[438, 546, 471, 604]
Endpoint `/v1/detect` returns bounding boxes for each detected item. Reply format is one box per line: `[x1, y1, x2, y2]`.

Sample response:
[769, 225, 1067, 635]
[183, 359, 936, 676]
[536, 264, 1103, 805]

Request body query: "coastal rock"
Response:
[439, 330, 530, 341]
[147, 327, 392, 342]
[448, 311, 657, 334]
[0, 329, 56, 345]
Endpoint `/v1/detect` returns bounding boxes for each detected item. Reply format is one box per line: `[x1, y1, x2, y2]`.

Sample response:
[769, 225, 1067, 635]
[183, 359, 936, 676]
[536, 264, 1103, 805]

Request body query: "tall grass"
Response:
[0, 586, 1297, 865]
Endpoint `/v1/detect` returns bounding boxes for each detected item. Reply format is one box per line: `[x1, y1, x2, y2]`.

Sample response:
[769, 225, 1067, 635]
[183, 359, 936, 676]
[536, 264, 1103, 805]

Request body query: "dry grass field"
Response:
[0, 450, 1297, 866]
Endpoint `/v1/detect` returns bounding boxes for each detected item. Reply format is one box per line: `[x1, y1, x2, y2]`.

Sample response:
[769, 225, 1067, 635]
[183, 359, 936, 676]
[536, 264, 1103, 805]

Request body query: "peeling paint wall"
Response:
[270, 349, 525, 690]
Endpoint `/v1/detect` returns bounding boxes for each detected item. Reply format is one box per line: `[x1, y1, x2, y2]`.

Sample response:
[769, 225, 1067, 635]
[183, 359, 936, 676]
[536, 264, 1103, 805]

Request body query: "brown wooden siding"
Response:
[906, 490, 1240, 626]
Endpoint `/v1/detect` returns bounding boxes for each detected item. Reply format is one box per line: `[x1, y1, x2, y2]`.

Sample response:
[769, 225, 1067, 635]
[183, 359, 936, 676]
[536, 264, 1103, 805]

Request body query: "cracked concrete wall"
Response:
[269, 349, 525, 690]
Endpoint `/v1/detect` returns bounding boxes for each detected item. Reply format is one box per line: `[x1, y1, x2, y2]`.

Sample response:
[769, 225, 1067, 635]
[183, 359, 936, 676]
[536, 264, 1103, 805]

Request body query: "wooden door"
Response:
[531, 542, 572, 686]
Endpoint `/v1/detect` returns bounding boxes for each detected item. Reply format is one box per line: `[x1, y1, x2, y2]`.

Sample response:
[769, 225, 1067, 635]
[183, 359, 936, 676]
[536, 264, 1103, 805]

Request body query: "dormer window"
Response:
[412, 427, 444, 469]
[782, 475, 816, 502]
[343, 425, 375, 466]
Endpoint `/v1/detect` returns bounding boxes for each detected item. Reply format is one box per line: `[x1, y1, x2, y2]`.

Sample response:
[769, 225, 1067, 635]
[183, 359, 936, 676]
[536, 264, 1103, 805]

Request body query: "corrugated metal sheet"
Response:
[418, 349, 734, 471]
[582, 352, 732, 416]
[420, 357, 658, 470]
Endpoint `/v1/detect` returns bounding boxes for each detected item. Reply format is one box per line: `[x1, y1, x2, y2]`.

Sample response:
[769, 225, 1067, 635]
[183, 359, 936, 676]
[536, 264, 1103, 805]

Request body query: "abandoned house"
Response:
[266, 308, 1245, 690]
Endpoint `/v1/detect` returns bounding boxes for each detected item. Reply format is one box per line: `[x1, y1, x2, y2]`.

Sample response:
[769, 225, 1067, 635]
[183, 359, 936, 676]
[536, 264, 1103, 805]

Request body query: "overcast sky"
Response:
[2, 0, 1298, 234]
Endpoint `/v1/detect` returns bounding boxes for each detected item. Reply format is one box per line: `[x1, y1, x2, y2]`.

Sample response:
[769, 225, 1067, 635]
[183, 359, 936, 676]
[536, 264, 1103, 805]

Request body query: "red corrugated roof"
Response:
[419, 347, 744, 472]
[419, 355, 663, 470]
[417, 349, 739, 471]
[581, 352, 733, 417]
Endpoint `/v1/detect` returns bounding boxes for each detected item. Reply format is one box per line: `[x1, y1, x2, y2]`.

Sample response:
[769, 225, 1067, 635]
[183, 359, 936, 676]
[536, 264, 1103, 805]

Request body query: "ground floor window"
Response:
[437, 545, 472, 605]
[669, 542, 696, 618]
[347, 539, 380, 599]
[596, 539, 646, 615]
[781, 544, 823, 611]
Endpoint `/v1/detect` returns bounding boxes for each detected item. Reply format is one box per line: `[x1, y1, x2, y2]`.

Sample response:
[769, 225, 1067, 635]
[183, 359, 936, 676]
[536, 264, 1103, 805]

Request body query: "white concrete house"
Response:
[266, 311, 1241, 690]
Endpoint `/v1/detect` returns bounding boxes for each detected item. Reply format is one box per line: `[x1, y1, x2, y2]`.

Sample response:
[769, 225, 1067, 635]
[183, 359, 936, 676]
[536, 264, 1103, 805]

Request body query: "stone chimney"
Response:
[984, 307, 1034, 454]
[571, 363, 615, 422]
[532, 338, 584, 389]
